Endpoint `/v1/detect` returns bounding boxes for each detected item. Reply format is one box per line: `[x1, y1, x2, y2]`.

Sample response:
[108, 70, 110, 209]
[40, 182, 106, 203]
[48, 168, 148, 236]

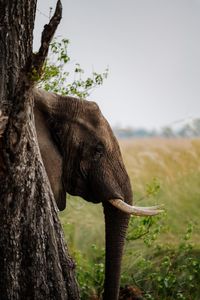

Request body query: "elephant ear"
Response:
[34, 104, 67, 211]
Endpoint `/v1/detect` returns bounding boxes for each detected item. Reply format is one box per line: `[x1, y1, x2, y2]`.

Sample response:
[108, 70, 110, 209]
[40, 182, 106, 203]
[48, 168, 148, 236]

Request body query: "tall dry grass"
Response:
[120, 138, 200, 242]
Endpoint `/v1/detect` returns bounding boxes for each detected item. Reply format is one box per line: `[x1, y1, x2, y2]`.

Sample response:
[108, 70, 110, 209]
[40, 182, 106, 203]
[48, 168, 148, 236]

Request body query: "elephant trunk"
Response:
[103, 201, 130, 300]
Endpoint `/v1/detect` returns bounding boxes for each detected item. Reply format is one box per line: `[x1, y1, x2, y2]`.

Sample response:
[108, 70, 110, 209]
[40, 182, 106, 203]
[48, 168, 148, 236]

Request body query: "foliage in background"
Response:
[62, 200, 200, 300]
[113, 118, 200, 139]
[37, 38, 108, 98]
[122, 222, 200, 300]
[126, 177, 163, 243]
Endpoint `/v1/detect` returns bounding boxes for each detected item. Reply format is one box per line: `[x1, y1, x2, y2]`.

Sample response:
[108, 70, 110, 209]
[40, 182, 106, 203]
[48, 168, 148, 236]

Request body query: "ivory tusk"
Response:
[108, 199, 164, 216]
[133, 204, 164, 210]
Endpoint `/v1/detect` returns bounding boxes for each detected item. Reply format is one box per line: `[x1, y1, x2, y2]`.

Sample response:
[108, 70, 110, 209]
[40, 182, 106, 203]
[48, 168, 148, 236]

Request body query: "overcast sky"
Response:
[34, 0, 200, 129]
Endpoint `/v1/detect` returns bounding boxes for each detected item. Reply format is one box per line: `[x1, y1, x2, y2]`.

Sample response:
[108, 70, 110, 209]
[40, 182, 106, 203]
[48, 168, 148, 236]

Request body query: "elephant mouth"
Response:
[68, 188, 102, 204]
[108, 199, 164, 216]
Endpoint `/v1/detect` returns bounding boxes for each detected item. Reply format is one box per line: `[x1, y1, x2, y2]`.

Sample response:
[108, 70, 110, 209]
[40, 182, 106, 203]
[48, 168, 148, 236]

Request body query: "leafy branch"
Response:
[37, 38, 108, 98]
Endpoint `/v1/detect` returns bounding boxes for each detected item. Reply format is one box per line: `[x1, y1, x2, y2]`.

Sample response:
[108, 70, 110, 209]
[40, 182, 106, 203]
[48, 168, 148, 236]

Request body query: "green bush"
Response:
[123, 222, 200, 300]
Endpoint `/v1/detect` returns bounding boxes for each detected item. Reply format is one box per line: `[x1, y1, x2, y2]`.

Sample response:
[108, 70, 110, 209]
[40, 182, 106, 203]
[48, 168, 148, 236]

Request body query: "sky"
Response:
[33, 0, 200, 130]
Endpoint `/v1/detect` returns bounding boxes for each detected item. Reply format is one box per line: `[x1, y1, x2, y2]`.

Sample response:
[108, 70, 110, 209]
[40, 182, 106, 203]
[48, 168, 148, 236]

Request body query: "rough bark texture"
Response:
[0, 1, 79, 299]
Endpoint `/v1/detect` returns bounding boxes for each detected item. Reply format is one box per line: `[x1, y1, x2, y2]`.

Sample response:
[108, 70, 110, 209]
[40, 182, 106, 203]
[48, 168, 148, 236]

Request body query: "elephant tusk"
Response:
[108, 199, 164, 216]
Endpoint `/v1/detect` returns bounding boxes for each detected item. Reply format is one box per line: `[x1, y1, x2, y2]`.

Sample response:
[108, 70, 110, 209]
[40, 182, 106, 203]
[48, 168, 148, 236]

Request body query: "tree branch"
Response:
[32, 0, 62, 76]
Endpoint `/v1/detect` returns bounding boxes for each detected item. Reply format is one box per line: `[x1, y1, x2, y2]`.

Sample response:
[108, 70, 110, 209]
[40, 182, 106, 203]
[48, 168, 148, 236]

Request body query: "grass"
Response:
[59, 138, 200, 299]
[121, 138, 200, 240]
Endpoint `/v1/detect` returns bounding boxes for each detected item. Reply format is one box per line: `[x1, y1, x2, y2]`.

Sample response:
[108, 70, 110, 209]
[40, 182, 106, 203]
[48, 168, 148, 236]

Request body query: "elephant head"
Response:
[33, 88, 162, 300]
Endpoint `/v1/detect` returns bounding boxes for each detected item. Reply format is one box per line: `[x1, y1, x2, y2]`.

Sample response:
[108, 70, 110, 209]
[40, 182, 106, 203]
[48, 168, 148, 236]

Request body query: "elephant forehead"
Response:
[75, 118, 116, 151]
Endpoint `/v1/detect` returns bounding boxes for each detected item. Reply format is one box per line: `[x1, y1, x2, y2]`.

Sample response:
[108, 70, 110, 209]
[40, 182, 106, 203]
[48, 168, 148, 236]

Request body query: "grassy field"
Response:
[59, 138, 200, 299]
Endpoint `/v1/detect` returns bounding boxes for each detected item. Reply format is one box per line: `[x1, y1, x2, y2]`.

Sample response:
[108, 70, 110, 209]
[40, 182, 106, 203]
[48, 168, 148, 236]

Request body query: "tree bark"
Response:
[0, 1, 79, 299]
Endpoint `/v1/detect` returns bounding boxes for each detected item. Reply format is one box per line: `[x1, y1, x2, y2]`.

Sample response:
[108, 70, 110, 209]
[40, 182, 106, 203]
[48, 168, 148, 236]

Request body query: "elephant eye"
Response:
[93, 143, 104, 160]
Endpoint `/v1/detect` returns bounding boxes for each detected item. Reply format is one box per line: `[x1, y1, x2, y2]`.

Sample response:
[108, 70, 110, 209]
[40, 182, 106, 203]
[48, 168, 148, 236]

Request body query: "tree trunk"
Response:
[0, 1, 79, 299]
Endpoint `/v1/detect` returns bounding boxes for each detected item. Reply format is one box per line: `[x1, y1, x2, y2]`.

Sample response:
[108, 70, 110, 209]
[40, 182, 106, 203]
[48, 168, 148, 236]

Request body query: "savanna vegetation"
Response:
[59, 138, 200, 300]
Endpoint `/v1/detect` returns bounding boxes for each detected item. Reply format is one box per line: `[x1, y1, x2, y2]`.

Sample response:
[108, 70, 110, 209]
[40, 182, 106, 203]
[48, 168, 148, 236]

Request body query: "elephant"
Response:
[33, 88, 162, 300]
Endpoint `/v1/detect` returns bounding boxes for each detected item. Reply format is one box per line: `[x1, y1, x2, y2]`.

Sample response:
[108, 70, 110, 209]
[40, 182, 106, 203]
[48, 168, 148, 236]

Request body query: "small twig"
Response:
[32, 0, 62, 77]
[49, 7, 53, 21]
[131, 228, 151, 240]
